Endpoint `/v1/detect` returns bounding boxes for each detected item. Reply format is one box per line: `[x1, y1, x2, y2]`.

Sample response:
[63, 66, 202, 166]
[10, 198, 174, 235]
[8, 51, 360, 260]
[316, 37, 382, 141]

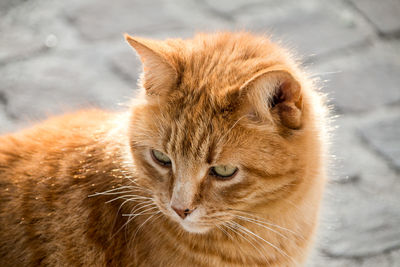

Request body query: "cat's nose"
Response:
[172, 206, 194, 219]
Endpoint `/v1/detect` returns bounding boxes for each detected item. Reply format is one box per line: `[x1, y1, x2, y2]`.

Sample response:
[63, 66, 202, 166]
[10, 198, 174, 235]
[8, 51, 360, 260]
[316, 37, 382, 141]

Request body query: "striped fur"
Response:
[0, 32, 328, 266]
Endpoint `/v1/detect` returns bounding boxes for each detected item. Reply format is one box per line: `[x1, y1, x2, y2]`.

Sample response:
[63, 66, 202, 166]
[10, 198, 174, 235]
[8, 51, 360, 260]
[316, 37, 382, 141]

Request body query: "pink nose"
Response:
[172, 206, 194, 219]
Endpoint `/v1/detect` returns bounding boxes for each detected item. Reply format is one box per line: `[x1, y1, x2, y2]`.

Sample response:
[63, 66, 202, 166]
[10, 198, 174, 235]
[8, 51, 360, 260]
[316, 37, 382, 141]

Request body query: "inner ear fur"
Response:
[125, 34, 177, 97]
[240, 69, 303, 129]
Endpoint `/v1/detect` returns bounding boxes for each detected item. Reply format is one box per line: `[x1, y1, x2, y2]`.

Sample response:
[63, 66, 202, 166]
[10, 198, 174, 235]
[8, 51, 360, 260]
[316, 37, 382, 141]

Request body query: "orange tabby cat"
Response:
[0, 32, 328, 266]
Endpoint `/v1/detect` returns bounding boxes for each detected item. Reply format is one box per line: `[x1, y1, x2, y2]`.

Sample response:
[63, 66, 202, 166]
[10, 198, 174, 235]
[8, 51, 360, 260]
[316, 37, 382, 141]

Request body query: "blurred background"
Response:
[1, 0, 399, 266]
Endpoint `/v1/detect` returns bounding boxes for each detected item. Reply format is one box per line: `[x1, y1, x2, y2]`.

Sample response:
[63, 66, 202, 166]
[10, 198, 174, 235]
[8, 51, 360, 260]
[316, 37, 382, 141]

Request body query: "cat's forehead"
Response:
[171, 32, 283, 94]
[164, 88, 234, 129]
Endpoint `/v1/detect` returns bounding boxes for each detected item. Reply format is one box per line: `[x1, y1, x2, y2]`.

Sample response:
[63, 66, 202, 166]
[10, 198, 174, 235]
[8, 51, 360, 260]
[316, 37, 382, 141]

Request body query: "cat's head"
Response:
[126, 32, 313, 234]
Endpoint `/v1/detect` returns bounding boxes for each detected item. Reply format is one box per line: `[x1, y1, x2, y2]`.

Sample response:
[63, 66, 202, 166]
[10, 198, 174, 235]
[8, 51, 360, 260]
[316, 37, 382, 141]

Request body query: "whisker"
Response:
[234, 215, 289, 240]
[215, 224, 232, 240]
[229, 209, 302, 238]
[111, 198, 151, 232]
[120, 178, 153, 193]
[308, 70, 342, 78]
[220, 115, 247, 143]
[129, 202, 158, 216]
[105, 195, 154, 204]
[110, 205, 158, 240]
[122, 206, 159, 217]
[131, 211, 162, 246]
[88, 184, 152, 198]
[216, 223, 251, 263]
[224, 221, 270, 264]
[230, 221, 297, 265]
[90, 189, 146, 197]
[90, 185, 138, 193]
[123, 203, 158, 237]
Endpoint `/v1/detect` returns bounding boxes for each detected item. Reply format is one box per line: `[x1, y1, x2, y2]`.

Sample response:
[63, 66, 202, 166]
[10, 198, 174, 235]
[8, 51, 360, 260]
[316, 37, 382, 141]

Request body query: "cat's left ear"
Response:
[240, 68, 303, 129]
[125, 34, 177, 96]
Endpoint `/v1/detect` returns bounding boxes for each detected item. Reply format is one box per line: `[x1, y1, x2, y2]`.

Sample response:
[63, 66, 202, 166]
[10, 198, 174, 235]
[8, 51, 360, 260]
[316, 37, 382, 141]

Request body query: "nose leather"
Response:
[172, 207, 193, 219]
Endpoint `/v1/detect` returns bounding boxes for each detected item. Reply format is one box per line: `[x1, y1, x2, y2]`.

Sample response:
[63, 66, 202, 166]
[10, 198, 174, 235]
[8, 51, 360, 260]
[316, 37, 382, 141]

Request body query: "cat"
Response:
[0, 32, 328, 266]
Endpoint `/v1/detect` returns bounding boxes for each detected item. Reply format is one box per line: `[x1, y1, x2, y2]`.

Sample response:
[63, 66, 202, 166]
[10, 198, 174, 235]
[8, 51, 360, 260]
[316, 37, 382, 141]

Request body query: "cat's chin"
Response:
[180, 221, 211, 234]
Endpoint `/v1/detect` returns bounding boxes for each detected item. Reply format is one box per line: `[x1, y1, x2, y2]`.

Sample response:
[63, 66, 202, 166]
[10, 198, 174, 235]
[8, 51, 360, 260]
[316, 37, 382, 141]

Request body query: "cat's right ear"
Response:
[125, 34, 177, 97]
[239, 67, 303, 130]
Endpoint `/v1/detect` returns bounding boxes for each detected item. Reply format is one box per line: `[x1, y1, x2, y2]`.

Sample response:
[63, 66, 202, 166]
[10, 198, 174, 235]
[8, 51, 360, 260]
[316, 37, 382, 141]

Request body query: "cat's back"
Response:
[1, 109, 111, 162]
[0, 109, 112, 178]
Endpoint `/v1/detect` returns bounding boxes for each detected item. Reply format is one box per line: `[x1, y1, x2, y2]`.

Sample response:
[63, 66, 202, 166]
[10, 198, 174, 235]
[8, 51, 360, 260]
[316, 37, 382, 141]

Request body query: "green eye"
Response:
[151, 149, 172, 166]
[210, 165, 238, 179]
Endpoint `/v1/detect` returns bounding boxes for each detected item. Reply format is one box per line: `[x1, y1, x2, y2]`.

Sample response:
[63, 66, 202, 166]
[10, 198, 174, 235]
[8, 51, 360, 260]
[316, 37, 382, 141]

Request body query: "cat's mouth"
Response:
[154, 197, 215, 234]
[163, 205, 213, 234]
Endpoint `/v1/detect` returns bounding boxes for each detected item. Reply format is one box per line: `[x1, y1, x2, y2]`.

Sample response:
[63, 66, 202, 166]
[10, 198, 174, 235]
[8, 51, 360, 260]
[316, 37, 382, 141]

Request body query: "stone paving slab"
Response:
[350, 0, 400, 36]
[206, 0, 375, 59]
[64, 0, 231, 41]
[312, 40, 400, 113]
[65, 0, 182, 41]
[0, 52, 132, 121]
[0, 0, 88, 68]
[0, 25, 45, 64]
[109, 49, 142, 85]
[359, 116, 400, 172]
[318, 112, 400, 258]
[0, 92, 17, 134]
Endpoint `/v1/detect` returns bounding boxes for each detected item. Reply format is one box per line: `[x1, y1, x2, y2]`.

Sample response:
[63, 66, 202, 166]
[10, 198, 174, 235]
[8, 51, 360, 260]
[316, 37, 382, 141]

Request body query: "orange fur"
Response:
[0, 32, 328, 266]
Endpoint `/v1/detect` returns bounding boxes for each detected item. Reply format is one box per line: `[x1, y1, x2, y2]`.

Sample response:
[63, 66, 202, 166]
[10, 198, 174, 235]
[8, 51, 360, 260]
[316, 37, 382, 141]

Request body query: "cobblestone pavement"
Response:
[1, 0, 399, 266]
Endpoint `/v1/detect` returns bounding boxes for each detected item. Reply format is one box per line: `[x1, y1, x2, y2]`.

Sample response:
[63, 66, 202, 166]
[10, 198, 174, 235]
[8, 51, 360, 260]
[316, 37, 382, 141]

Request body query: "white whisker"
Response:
[105, 195, 154, 203]
[231, 221, 297, 265]
[129, 202, 157, 215]
[90, 189, 146, 196]
[220, 115, 247, 143]
[110, 205, 158, 240]
[111, 198, 150, 231]
[216, 224, 232, 240]
[230, 209, 302, 238]
[234, 215, 289, 240]
[131, 211, 162, 246]
[224, 221, 270, 264]
[122, 206, 159, 217]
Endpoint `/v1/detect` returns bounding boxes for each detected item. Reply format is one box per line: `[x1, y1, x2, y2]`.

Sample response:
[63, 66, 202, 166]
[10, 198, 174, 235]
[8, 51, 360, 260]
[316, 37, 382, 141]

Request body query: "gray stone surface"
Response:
[350, 0, 400, 36]
[330, 63, 400, 113]
[0, 0, 86, 65]
[65, 0, 182, 41]
[203, 0, 266, 14]
[65, 0, 231, 41]
[320, 116, 400, 258]
[217, 0, 374, 58]
[0, 25, 46, 63]
[324, 184, 400, 257]
[0, 0, 400, 266]
[109, 49, 142, 85]
[0, 53, 132, 120]
[312, 40, 400, 113]
[359, 116, 400, 172]
[0, 92, 16, 134]
[391, 249, 400, 263]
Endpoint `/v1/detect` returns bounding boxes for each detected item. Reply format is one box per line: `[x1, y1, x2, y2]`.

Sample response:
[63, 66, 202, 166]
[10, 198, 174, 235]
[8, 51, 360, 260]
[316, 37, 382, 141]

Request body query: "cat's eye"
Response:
[151, 149, 172, 166]
[210, 165, 238, 179]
